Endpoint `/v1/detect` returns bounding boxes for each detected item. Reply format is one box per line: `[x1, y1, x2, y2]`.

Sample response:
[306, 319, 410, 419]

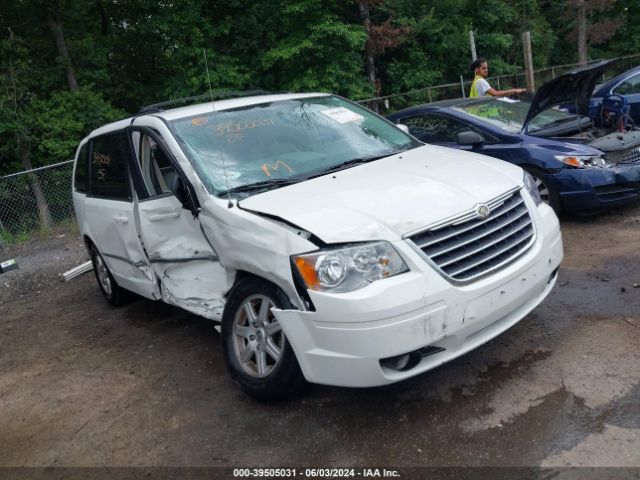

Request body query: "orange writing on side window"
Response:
[261, 161, 293, 177]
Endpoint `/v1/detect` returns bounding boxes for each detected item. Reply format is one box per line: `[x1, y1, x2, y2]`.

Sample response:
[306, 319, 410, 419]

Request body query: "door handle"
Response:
[113, 214, 129, 224]
[148, 212, 180, 222]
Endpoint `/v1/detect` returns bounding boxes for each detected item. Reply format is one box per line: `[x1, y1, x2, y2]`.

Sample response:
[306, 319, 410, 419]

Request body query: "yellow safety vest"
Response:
[469, 75, 484, 98]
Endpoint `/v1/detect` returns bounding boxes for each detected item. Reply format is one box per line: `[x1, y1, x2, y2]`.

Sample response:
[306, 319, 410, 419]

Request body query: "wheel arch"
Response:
[229, 270, 309, 311]
[83, 234, 96, 254]
[521, 165, 563, 214]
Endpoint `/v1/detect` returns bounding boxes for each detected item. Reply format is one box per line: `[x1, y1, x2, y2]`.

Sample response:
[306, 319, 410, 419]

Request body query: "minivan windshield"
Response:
[169, 96, 418, 196]
[453, 98, 578, 133]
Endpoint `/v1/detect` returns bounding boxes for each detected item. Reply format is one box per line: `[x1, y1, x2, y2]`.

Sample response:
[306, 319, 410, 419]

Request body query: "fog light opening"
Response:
[396, 354, 410, 370]
[380, 349, 435, 372]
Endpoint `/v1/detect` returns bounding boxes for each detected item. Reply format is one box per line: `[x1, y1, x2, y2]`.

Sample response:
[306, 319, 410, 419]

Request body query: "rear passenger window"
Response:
[614, 73, 640, 95]
[402, 114, 496, 144]
[74, 143, 89, 193]
[136, 134, 177, 197]
[90, 133, 132, 200]
[402, 115, 469, 143]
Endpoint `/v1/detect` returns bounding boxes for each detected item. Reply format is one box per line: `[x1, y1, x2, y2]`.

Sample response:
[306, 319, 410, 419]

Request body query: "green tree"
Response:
[262, 1, 370, 98]
[0, 4, 123, 231]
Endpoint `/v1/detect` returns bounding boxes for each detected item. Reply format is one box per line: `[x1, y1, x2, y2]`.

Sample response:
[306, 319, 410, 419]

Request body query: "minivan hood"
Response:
[523, 59, 617, 131]
[239, 145, 523, 244]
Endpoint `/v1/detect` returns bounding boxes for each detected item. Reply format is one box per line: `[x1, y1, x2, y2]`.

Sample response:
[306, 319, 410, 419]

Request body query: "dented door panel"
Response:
[136, 194, 230, 320]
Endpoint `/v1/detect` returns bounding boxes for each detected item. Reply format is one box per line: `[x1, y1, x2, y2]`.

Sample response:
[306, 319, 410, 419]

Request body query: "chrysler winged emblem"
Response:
[475, 204, 491, 219]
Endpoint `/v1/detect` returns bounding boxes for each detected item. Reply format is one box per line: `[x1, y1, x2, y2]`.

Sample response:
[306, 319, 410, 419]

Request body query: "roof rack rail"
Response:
[136, 90, 275, 115]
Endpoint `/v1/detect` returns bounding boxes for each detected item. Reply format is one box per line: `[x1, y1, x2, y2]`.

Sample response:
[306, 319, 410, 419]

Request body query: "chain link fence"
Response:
[0, 160, 76, 247]
[358, 53, 640, 114]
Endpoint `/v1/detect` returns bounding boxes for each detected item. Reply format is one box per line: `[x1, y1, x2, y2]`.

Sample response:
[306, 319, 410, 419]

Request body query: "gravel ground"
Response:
[1, 206, 639, 476]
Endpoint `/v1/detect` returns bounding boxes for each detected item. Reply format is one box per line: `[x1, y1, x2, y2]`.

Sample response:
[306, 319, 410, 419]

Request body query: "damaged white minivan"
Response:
[73, 93, 563, 400]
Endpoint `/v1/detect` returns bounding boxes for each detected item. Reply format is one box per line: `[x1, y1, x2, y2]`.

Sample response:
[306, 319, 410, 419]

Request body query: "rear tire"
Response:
[524, 166, 562, 214]
[222, 278, 305, 401]
[90, 246, 128, 306]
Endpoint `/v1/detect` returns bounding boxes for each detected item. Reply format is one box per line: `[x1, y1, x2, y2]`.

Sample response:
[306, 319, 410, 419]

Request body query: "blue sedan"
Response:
[589, 65, 640, 127]
[387, 97, 640, 214]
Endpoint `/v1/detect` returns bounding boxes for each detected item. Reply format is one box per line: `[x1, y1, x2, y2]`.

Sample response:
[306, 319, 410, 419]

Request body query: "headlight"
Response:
[554, 154, 607, 168]
[523, 171, 542, 206]
[292, 241, 409, 293]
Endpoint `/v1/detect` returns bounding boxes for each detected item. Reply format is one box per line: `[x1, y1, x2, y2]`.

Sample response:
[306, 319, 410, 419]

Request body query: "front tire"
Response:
[222, 278, 305, 401]
[524, 166, 562, 214]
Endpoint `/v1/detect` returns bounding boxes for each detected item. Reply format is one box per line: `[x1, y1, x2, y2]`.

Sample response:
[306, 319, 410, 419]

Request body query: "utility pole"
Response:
[522, 31, 535, 91]
[358, 1, 377, 112]
[469, 30, 477, 61]
[576, 0, 587, 65]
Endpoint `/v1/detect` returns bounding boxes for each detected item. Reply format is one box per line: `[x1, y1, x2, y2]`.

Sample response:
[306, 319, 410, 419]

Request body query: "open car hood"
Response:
[522, 59, 617, 132]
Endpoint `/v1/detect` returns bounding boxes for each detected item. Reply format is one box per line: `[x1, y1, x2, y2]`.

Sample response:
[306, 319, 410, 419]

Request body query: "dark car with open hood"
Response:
[387, 60, 640, 214]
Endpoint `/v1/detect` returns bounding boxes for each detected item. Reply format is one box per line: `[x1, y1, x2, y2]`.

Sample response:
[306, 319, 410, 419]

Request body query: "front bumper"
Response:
[547, 164, 640, 212]
[274, 203, 563, 387]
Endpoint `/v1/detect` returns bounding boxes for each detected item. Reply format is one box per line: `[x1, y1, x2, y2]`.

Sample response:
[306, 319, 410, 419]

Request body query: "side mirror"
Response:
[456, 130, 485, 147]
[171, 175, 191, 210]
[396, 123, 410, 134]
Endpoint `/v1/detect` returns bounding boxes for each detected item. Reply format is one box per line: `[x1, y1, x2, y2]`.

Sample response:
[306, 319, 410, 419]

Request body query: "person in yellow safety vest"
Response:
[470, 57, 527, 98]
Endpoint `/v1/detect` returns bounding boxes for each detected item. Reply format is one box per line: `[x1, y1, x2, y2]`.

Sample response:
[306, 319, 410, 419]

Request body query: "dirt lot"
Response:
[1, 206, 640, 473]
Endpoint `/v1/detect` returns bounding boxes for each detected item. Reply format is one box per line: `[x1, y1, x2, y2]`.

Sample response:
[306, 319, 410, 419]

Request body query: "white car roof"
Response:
[88, 92, 331, 138]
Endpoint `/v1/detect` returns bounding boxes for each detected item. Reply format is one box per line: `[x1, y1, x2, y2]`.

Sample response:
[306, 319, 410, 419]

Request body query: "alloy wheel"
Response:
[534, 176, 550, 204]
[232, 294, 285, 378]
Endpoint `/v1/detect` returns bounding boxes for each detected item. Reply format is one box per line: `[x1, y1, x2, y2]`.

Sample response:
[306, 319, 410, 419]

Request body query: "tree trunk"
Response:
[358, 1, 379, 112]
[21, 152, 52, 231]
[46, 13, 79, 91]
[6, 27, 52, 231]
[576, 0, 588, 65]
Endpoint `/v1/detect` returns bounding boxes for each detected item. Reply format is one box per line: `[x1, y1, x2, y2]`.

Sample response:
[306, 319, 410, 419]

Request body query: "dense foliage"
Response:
[0, 0, 636, 176]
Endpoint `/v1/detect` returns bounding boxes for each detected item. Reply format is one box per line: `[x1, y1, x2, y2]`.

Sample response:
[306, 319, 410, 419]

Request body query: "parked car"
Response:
[73, 92, 562, 400]
[589, 65, 640, 127]
[387, 60, 640, 214]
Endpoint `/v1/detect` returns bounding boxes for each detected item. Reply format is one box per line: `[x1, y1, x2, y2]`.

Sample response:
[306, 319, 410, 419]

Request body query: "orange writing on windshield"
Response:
[261, 161, 293, 177]
[191, 117, 208, 126]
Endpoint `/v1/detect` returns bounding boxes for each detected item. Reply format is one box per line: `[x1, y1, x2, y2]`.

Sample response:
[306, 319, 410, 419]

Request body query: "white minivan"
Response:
[72, 93, 563, 400]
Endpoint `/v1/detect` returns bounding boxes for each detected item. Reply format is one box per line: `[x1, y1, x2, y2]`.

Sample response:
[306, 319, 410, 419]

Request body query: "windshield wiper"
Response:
[218, 148, 414, 195]
[310, 152, 399, 177]
[218, 177, 302, 195]
[534, 116, 581, 130]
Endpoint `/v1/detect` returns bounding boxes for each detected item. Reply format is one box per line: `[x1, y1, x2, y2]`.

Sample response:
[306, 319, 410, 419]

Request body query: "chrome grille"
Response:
[408, 190, 534, 283]
[605, 146, 640, 164]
